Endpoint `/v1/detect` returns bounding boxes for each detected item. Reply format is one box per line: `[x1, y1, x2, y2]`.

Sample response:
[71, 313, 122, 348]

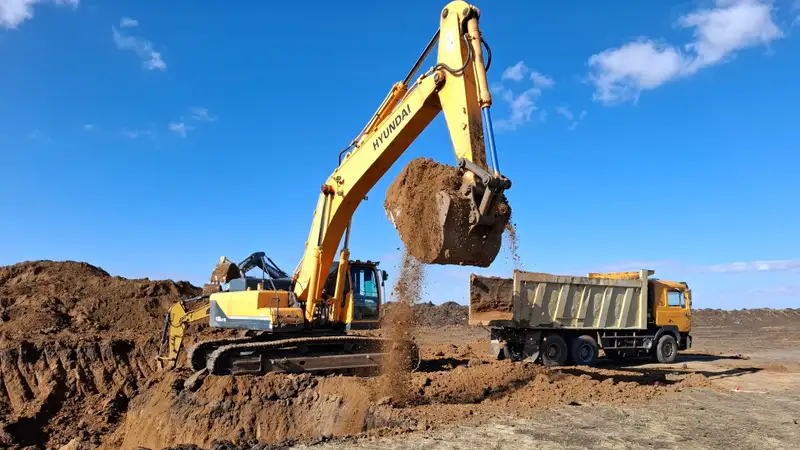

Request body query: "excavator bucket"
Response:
[384, 157, 511, 267]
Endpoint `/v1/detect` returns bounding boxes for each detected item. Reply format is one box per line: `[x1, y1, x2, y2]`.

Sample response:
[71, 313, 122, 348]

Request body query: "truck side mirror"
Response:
[382, 270, 389, 282]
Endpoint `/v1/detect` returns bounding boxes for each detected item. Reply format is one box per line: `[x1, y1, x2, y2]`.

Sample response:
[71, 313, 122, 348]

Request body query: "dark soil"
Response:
[468, 275, 513, 313]
[0, 260, 201, 449]
[0, 260, 200, 346]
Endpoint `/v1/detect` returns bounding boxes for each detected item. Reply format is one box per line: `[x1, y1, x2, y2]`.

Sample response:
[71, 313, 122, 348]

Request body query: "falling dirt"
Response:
[380, 250, 425, 407]
[504, 222, 523, 270]
[383, 157, 511, 267]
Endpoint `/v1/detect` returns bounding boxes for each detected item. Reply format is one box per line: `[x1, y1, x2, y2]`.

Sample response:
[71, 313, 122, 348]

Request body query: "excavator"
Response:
[156, 1, 512, 381]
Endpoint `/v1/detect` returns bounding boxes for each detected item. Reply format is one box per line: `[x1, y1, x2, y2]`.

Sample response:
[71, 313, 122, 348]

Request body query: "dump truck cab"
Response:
[649, 278, 692, 351]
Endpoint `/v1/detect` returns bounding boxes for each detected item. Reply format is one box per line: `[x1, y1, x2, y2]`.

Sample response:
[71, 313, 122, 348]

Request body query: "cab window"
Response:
[351, 266, 380, 320]
[667, 290, 686, 308]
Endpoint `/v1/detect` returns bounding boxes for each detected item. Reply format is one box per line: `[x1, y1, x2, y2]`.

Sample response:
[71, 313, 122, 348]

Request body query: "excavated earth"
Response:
[0, 260, 797, 449]
[383, 157, 511, 268]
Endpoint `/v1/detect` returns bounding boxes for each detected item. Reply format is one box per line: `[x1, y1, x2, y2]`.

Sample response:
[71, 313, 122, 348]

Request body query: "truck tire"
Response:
[655, 334, 678, 364]
[541, 333, 568, 367]
[570, 335, 598, 366]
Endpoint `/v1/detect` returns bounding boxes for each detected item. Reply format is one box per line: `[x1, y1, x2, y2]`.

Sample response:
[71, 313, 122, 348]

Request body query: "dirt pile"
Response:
[386, 301, 468, 327]
[109, 340, 714, 449]
[0, 339, 157, 449]
[102, 372, 371, 450]
[0, 260, 200, 345]
[468, 275, 513, 313]
[692, 308, 800, 327]
[383, 157, 511, 267]
[0, 260, 201, 449]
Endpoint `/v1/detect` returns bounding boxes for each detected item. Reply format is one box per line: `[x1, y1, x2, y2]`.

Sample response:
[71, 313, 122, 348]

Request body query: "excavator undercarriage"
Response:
[157, 254, 420, 383]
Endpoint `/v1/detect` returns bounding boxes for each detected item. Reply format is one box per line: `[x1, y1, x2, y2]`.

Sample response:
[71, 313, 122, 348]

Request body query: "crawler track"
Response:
[187, 335, 420, 376]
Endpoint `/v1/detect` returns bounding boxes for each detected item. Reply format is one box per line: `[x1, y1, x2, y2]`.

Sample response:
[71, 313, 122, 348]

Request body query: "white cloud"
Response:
[556, 107, 587, 130]
[119, 16, 138, 28]
[794, 0, 800, 26]
[501, 61, 528, 81]
[0, 0, 78, 29]
[122, 128, 153, 139]
[704, 259, 800, 273]
[83, 123, 95, 131]
[495, 87, 540, 131]
[28, 129, 53, 142]
[588, 0, 783, 104]
[189, 107, 216, 122]
[112, 25, 166, 71]
[556, 106, 573, 121]
[530, 71, 555, 89]
[589, 40, 686, 104]
[168, 121, 190, 137]
[493, 62, 555, 131]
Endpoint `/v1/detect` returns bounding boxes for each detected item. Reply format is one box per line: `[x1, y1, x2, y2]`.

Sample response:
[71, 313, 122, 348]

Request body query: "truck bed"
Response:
[469, 269, 650, 330]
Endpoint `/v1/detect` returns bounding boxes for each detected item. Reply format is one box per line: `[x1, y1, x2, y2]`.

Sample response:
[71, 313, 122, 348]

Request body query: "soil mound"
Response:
[383, 301, 467, 327]
[0, 260, 201, 449]
[383, 157, 510, 267]
[469, 275, 513, 313]
[0, 338, 158, 449]
[108, 341, 710, 449]
[692, 308, 800, 327]
[0, 260, 200, 345]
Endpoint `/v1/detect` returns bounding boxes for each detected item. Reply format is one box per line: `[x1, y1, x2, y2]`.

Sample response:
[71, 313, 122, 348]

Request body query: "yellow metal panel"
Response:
[653, 281, 692, 332]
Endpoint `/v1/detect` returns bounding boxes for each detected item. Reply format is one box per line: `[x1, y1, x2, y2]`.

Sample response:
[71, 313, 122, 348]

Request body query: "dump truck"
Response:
[469, 269, 692, 366]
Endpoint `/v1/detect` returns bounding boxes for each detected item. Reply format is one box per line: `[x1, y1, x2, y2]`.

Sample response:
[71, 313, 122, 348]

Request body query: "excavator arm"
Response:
[156, 295, 211, 369]
[293, 1, 511, 322]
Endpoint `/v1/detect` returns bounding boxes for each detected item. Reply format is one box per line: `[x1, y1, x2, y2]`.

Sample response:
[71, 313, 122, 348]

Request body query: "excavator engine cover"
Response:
[384, 157, 511, 267]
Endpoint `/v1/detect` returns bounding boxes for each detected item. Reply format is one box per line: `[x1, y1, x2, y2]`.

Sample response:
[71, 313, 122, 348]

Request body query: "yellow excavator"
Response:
[156, 1, 512, 380]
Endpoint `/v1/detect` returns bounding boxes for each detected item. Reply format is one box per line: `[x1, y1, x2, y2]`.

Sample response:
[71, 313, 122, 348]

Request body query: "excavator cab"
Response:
[322, 260, 384, 328]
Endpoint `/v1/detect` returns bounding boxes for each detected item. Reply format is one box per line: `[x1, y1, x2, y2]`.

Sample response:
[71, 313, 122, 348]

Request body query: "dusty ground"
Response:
[295, 325, 800, 450]
[1, 261, 798, 450]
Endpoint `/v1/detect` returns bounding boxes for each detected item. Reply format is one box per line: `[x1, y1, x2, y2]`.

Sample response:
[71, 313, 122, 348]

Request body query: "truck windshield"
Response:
[351, 265, 380, 320]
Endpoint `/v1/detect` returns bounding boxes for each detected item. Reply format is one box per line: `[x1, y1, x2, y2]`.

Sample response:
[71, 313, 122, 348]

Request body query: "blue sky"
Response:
[2, 0, 799, 309]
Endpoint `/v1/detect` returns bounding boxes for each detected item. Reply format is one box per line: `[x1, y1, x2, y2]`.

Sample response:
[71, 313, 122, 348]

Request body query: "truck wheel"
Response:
[541, 333, 568, 367]
[655, 334, 677, 364]
[570, 335, 598, 366]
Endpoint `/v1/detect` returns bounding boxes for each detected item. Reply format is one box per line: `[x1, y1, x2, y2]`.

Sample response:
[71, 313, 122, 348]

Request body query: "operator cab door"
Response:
[654, 282, 691, 332]
[349, 265, 381, 322]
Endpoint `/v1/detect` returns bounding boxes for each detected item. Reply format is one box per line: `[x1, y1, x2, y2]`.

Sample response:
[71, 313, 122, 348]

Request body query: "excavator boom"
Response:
[294, 1, 512, 322]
